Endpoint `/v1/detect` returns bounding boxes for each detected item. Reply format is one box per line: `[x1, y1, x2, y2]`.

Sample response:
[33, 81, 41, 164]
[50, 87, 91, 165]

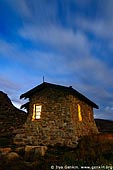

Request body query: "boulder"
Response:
[25, 145, 48, 161]
[15, 146, 25, 156]
[6, 152, 20, 161]
[0, 147, 11, 156]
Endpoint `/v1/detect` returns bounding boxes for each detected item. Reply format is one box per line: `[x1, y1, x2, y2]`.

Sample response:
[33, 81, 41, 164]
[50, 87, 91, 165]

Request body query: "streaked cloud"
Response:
[0, 0, 113, 120]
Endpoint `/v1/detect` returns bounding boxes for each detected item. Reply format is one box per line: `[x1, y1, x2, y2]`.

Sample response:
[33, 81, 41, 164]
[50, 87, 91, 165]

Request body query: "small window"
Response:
[32, 104, 42, 121]
[77, 104, 82, 122]
[88, 111, 91, 121]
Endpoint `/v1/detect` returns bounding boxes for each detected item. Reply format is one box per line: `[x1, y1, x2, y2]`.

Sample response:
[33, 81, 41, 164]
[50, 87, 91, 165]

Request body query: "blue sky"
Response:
[0, 0, 113, 120]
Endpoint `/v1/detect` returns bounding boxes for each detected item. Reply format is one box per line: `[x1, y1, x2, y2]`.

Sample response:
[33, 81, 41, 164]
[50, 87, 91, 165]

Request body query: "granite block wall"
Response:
[14, 87, 98, 147]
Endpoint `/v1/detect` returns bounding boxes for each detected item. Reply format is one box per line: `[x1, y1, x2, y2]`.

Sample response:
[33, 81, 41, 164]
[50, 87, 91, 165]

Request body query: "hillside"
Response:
[95, 118, 113, 133]
[0, 91, 27, 145]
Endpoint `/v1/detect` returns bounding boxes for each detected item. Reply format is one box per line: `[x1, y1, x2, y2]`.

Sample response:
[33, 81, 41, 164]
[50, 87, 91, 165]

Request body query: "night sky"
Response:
[0, 0, 113, 120]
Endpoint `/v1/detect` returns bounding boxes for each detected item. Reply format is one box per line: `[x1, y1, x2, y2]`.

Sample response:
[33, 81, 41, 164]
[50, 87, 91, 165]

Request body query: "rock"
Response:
[15, 146, 25, 156]
[25, 145, 48, 161]
[36, 146, 48, 156]
[0, 147, 11, 156]
[25, 145, 48, 156]
[6, 152, 19, 161]
[0, 90, 27, 145]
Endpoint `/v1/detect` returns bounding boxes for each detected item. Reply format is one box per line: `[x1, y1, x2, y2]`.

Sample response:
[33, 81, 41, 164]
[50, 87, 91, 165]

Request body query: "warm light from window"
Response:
[32, 104, 41, 121]
[89, 111, 91, 121]
[77, 104, 82, 122]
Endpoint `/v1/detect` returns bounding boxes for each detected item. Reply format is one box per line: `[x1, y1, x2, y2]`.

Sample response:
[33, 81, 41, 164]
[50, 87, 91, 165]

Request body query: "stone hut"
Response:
[14, 82, 99, 147]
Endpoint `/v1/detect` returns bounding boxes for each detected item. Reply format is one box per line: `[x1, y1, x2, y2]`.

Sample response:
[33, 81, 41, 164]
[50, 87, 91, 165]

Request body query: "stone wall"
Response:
[14, 87, 98, 147]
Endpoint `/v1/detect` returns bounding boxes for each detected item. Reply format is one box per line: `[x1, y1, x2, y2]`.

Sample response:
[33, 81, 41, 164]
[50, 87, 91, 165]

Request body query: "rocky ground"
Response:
[1, 135, 113, 170]
[1, 91, 113, 169]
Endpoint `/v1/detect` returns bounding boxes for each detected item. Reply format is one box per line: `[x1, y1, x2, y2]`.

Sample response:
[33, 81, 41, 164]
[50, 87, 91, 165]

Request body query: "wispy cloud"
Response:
[0, 75, 22, 106]
[7, 0, 58, 25]
[1, 0, 113, 119]
[19, 25, 90, 56]
[76, 17, 113, 39]
[1, 28, 113, 118]
[74, 0, 113, 39]
[0, 76, 20, 91]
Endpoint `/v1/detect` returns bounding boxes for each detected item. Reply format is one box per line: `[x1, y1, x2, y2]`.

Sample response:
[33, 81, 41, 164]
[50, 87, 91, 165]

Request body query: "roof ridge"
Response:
[20, 82, 99, 109]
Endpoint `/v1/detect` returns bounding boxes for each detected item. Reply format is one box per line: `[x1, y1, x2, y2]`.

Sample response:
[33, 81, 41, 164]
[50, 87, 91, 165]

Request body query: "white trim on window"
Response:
[32, 104, 42, 121]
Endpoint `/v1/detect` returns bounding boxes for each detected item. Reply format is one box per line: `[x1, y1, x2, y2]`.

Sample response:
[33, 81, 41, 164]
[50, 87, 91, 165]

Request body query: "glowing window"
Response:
[89, 111, 91, 121]
[32, 104, 41, 121]
[77, 104, 82, 122]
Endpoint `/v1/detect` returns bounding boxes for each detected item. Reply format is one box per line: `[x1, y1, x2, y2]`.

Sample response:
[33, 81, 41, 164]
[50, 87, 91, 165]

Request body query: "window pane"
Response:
[35, 106, 41, 119]
[36, 114, 40, 119]
[36, 105, 41, 112]
[32, 104, 42, 120]
[77, 104, 82, 122]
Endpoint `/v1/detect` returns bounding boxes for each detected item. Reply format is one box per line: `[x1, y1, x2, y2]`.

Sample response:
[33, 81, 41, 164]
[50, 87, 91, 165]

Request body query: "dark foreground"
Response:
[0, 134, 113, 170]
